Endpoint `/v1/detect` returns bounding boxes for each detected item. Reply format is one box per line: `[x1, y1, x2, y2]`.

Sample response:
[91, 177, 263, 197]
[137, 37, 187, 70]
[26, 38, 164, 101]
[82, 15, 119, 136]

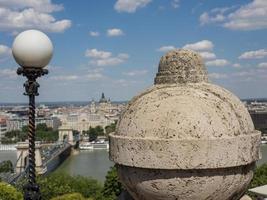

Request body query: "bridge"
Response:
[0, 124, 79, 184]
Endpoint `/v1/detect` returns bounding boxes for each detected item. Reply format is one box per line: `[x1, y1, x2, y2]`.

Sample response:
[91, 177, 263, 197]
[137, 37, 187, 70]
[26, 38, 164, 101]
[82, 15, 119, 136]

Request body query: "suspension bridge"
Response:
[0, 125, 79, 185]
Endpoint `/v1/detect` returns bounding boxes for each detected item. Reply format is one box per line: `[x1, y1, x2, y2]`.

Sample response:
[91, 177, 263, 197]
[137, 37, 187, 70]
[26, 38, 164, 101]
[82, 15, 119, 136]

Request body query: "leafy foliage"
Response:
[51, 193, 91, 200]
[246, 163, 267, 199]
[249, 163, 267, 188]
[11, 165, 123, 200]
[2, 130, 27, 144]
[0, 182, 23, 200]
[0, 160, 14, 173]
[103, 166, 123, 199]
[85, 126, 105, 142]
[2, 124, 58, 143]
[104, 123, 116, 135]
[37, 172, 104, 200]
[35, 124, 58, 141]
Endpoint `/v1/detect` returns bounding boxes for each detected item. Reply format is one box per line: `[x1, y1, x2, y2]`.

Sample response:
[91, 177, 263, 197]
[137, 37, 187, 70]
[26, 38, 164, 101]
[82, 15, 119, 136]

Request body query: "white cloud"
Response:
[0, 0, 63, 13]
[171, 0, 180, 9]
[85, 49, 129, 67]
[89, 31, 100, 37]
[0, 68, 17, 78]
[0, 45, 11, 56]
[239, 49, 267, 59]
[123, 70, 148, 76]
[200, 7, 231, 25]
[232, 71, 254, 78]
[200, 0, 267, 31]
[225, 0, 267, 30]
[209, 73, 228, 79]
[107, 28, 124, 37]
[0, 1, 71, 33]
[117, 53, 129, 60]
[258, 62, 267, 68]
[85, 49, 112, 59]
[112, 79, 138, 87]
[233, 63, 241, 68]
[94, 58, 122, 66]
[86, 73, 104, 81]
[0, 45, 11, 62]
[157, 46, 176, 52]
[206, 59, 229, 67]
[199, 51, 216, 61]
[157, 40, 218, 64]
[114, 0, 152, 13]
[51, 75, 78, 81]
[183, 40, 214, 51]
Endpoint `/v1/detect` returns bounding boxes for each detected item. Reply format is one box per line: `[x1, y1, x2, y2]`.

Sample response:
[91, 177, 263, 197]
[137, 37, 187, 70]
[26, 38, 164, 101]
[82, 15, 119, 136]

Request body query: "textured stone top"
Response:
[154, 49, 208, 84]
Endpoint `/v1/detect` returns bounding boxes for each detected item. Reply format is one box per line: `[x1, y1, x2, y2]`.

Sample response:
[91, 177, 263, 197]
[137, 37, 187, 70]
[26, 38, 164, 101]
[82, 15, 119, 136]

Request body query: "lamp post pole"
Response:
[12, 30, 53, 200]
[17, 68, 48, 199]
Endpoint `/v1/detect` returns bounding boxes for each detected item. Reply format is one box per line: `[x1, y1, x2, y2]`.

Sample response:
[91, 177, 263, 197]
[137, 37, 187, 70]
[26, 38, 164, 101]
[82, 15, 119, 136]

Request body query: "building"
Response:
[59, 93, 125, 133]
[0, 118, 7, 142]
[6, 116, 61, 131]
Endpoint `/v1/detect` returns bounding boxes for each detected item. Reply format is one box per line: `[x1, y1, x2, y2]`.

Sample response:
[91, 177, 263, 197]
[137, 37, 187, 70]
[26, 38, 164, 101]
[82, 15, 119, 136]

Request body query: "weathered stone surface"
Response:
[109, 49, 261, 200]
[117, 164, 254, 200]
[154, 49, 208, 84]
[110, 132, 260, 169]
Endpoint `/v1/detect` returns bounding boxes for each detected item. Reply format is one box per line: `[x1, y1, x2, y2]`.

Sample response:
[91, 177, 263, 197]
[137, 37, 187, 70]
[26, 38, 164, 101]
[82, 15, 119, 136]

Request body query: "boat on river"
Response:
[79, 141, 109, 150]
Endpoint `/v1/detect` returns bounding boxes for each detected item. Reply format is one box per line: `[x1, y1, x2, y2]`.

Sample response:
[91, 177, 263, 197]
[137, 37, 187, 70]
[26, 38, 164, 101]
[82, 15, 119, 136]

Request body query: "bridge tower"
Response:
[16, 141, 44, 174]
[58, 124, 74, 146]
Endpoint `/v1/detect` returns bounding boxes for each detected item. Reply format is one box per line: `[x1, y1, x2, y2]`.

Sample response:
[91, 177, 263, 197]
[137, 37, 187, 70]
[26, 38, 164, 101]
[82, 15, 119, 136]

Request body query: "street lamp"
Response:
[12, 30, 53, 200]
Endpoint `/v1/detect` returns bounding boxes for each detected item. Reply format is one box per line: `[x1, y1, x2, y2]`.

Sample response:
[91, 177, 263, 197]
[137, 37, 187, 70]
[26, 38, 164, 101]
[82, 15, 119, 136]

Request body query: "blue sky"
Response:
[0, 0, 267, 102]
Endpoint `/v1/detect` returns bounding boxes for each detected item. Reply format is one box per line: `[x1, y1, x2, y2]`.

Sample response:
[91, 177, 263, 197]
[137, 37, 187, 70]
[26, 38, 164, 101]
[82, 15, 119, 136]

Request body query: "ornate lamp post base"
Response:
[17, 67, 48, 200]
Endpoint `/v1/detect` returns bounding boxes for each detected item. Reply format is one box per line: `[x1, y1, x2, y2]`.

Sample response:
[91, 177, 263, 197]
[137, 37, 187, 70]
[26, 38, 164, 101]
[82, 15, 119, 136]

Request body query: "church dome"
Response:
[99, 92, 108, 103]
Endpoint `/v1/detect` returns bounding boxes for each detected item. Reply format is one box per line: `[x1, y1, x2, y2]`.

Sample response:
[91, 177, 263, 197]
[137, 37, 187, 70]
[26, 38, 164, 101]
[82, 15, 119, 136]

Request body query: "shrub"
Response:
[247, 163, 267, 199]
[103, 166, 123, 199]
[0, 182, 23, 200]
[37, 172, 103, 200]
[51, 193, 89, 200]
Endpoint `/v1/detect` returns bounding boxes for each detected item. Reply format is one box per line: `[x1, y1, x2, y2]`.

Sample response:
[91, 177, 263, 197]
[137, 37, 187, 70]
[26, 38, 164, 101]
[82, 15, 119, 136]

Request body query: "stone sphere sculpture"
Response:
[12, 29, 53, 68]
[109, 49, 261, 200]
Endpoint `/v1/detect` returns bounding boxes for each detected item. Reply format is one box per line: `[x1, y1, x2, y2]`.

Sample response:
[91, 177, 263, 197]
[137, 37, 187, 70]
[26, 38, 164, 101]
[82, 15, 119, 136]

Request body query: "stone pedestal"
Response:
[109, 49, 261, 200]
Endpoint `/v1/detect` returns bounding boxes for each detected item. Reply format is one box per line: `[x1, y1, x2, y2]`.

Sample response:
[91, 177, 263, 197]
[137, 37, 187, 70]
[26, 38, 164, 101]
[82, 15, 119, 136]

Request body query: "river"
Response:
[1, 145, 267, 184]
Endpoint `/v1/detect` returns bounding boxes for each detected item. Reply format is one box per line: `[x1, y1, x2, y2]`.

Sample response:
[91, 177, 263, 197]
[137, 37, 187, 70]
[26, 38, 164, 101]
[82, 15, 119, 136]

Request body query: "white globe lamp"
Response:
[12, 29, 53, 68]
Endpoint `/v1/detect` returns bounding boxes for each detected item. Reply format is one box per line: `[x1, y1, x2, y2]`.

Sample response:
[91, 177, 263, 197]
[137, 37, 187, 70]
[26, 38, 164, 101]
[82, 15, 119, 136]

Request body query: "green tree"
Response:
[37, 172, 104, 200]
[95, 126, 104, 136]
[103, 166, 123, 199]
[105, 123, 116, 135]
[0, 160, 14, 173]
[1, 137, 15, 144]
[88, 127, 97, 142]
[4, 130, 20, 139]
[249, 163, 267, 188]
[36, 123, 49, 131]
[0, 182, 23, 200]
[246, 163, 267, 199]
[3, 130, 27, 143]
[51, 193, 89, 200]
[36, 129, 58, 142]
[21, 125, 28, 133]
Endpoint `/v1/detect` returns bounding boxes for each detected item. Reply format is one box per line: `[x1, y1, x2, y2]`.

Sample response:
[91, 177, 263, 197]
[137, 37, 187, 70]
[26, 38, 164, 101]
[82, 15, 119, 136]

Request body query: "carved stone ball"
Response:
[109, 49, 261, 200]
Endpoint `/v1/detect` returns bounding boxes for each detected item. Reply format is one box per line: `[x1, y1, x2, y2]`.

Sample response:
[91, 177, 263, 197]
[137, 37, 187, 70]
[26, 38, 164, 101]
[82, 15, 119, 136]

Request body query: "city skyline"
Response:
[0, 0, 267, 102]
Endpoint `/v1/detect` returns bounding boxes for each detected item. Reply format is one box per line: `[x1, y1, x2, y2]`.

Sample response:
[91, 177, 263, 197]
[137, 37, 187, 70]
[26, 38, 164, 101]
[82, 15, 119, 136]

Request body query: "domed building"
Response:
[98, 92, 112, 114]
